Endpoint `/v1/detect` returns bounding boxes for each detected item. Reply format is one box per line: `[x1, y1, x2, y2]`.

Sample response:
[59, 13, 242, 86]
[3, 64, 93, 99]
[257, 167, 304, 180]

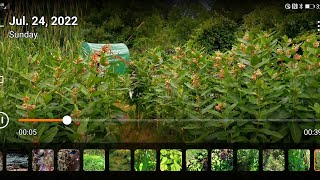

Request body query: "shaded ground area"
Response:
[119, 122, 175, 143]
[109, 149, 131, 171]
[237, 149, 259, 171]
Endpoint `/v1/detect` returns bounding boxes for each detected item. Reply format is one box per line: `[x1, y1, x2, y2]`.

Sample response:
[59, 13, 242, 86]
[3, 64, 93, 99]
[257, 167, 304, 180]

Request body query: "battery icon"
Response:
[305, 4, 315, 9]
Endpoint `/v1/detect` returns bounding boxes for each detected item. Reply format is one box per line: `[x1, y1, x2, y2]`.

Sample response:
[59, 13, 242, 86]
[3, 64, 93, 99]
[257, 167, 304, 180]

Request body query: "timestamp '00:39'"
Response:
[303, 129, 320, 136]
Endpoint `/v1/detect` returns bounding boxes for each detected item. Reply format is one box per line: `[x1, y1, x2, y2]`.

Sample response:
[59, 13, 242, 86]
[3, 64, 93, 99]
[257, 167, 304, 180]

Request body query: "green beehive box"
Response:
[81, 43, 130, 74]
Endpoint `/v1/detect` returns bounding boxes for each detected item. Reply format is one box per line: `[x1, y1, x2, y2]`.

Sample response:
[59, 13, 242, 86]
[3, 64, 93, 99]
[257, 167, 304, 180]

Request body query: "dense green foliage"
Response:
[83, 150, 105, 171]
[211, 149, 233, 171]
[186, 149, 208, 171]
[130, 32, 320, 143]
[0, 1, 319, 144]
[109, 149, 131, 171]
[237, 149, 258, 171]
[134, 149, 156, 171]
[288, 149, 310, 171]
[160, 149, 182, 171]
[1, 36, 130, 143]
[263, 149, 285, 171]
[188, 15, 237, 53]
[243, 7, 319, 38]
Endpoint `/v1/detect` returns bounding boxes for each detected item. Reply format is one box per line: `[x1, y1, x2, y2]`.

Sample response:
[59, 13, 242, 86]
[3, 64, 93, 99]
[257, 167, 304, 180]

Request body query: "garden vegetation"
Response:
[0, 1, 319, 144]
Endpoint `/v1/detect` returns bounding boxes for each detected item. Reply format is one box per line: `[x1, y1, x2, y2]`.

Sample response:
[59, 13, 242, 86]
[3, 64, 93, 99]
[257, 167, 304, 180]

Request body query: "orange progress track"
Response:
[18, 119, 62, 123]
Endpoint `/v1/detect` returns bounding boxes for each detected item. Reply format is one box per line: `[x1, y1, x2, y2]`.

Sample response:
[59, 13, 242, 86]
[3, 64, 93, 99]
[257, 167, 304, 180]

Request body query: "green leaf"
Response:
[6, 137, 28, 143]
[295, 105, 312, 112]
[205, 109, 222, 118]
[311, 103, 320, 114]
[214, 87, 227, 93]
[238, 105, 258, 116]
[160, 164, 167, 171]
[182, 124, 201, 130]
[271, 125, 288, 143]
[139, 163, 143, 171]
[288, 122, 301, 143]
[262, 104, 281, 117]
[37, 123, 49, 138]
[269, 110, 291, 119]
[257, 134, 269, 143]
[184, 83, 195, 90]
[9, 93, 24, 100]
[76, 84, 89, 96]
[16, 110, 27, 117]
[237, 120, 249, 127]
[225, 94, 239, 104]
[223, 103, 238, 116]
[17, 134, 33, 142]
[221, 119, 234, 129]
[297, 113, 314, 119]
[299, 123, 315, 130]
[238, 58, 251, 66]
[260, 129, 283, 138]
[32, 53, 39, 63]
[254, 58, 269, 69]
[241, 124, 257, 132]
[238, 88, 255, 95]
[77, 119, 88, 134]
[233, 136, 249, 142]
[47, 112, 54, 119]
[44, 93, 52, 104]
[161, 157, 168, 164]
[201, 104, 214, 114]
[171, 163, 181, 171]
[315, 123, 320, 130]
[205, 131, 228, 141]
[40, 126, 59, 143]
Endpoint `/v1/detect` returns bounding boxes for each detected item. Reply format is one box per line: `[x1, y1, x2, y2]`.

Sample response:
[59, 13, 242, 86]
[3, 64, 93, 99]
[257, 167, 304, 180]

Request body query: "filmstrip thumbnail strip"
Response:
[0, 148, 319, 172]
